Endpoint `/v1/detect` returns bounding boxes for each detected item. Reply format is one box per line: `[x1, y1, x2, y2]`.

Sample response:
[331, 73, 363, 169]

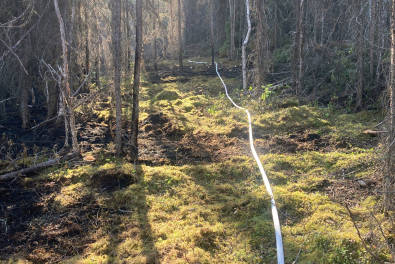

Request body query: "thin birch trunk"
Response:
[54, 0, 79, 153]
[177, 0, 183, 70]
[131, 0, 143, 161]
[385, 0, 395, 215]
[111, 0, 123, 155]
[296, 0, 305, 96]
[369, 0, 376, 79]
[210, 0, 215, 68]
[242, 0, 251, 90]
[356, 1, 364, 111]
[229, 0, 235, 60]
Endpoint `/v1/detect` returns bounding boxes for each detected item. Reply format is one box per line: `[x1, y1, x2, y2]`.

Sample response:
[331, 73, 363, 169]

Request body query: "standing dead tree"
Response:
[130, 0, 143, 161]
[242, 0, 252, 90]
[54, 0, 79, 153]
[111, 0, 123, 155]
[385, 0, 395, 216]
[229, 0, 236, 60]
[210, 0, 215, 68]
[293, 0, 305, 96]
[177, 0, 183, 70]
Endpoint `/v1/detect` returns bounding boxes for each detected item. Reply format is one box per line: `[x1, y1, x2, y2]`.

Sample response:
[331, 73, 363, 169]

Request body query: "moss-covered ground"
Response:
[2, 60, 393, 263]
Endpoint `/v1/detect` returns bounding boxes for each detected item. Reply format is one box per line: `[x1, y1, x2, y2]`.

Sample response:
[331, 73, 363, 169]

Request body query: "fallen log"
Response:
[0, 152, 79, 181]
[363, 129, 388, 137]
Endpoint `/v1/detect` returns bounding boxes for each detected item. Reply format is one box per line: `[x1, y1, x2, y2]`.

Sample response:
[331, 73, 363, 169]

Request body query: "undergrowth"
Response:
[2, 64, 391, 264]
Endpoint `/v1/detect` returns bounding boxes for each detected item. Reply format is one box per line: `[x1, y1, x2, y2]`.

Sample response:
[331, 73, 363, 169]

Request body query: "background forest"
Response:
[0, 0, 394, 263]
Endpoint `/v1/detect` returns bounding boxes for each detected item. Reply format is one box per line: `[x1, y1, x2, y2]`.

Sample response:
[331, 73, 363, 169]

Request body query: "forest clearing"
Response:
[0, 0, 394, 263]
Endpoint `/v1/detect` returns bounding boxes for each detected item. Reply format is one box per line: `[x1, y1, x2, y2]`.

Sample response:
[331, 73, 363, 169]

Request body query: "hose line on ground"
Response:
[186, 59, 285, 263]
[214, 62, 284, 264]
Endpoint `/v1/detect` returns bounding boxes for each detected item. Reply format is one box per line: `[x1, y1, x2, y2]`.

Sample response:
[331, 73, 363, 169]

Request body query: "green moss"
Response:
[154, 90, 180, 101]
[5, 58, 389, 263]
[258, 105, 330, 133]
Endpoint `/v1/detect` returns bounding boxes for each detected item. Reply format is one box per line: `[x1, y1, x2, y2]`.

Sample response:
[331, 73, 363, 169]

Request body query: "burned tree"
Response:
[130, 0, 143, 161]
[54, 0, 79, 153]
[111, 0, 123, 155]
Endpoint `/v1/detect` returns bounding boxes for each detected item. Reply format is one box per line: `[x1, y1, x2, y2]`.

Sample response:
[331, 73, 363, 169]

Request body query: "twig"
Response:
[0, 97, 16, 104]
[292, 246, 303, 264]
[0, 0, 50, 70]
[0, 38, 29, 75]
[345, 204, 382, 261]
[72, 71, 91, 96]
[30, 91, 99, 131]
[369, 212, 393, 254]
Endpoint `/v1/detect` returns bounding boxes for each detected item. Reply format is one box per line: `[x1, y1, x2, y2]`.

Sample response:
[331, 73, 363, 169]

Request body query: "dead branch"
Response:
[0, 38, 29, 75]
[369, 212, 394, 255]
[0, 97, 16, 104]
[345, 204, 382, 262]
[363, 129, 388, 137]
[30, 91, 99, 131]
[0, 152, 79, 181]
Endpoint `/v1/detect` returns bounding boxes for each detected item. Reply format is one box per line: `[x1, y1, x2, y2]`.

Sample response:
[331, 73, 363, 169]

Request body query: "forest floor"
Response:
[0, 59, 393, 263]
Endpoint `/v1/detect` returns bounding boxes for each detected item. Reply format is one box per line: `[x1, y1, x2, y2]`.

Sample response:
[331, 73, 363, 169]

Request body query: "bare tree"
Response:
[177, 0, 183, 70]
[111, 0, 123, 155]
[369, 0, 377, 79]
[229, 0, 236, 60]
[254, 0, 268, 86]
[131, 0, 143, 161]
[385, 0, 395, 214]
[210, 0, 215, 68]
[54, 0, 79, 153]
[356, 0, 364, 111]
[293, 0, 305, 96]
[242, 0, 252, 90]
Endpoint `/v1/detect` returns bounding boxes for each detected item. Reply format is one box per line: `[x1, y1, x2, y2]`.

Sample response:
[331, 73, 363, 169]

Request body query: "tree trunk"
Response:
[70, 0, 82, 92]
[47, 80, 58, 119]
[177, 0, 183, 70]
[229, 0, 236, 60]
[131, 0, 143, 161]
[254, 0, 266, 86]
[125, 0, 132, 73]
[210, 0, 215, 68]
[242, 0, 252, 90]
[54, 0, 79, 153]
[19, 58, 29, 129]
[320, 9, 324, 46]
[293, 0, 305, 96]
[385, 0, 395, 214]
[369, 0, 376, 79]
[154, 0, 159, 73]
[93, 3, 101, 90]
[111, 0, 123, 155]
[84, 6, 90, 78]
[95, 56, 100, 89]
[20, 77, 29, 129]
[356, 1, 364, 111]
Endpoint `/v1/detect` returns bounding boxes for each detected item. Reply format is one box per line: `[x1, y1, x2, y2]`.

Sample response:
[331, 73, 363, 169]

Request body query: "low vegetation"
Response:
[1, 70, 391, 263]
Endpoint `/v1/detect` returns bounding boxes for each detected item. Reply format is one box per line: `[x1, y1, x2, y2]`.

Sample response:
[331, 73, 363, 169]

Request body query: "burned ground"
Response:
[0, 65, 390, 263]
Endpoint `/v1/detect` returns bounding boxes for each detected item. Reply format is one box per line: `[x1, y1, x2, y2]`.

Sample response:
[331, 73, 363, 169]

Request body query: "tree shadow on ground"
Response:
[182, 163, 302, 263]
[0, 162, 161, 264]
[135, 165, 161, 264]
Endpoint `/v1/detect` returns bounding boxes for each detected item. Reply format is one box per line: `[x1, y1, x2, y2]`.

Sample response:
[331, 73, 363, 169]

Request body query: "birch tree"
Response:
[229, 0, 236, 60]
[385, 0, 395, 214]
[242, 0, 251, 90]
[131, 0, 143, 161]
[177, 0, 183, 70]
[54, 0, 79, 153]
[111, 0, 123, 155]
[210, 0, 215, 68]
